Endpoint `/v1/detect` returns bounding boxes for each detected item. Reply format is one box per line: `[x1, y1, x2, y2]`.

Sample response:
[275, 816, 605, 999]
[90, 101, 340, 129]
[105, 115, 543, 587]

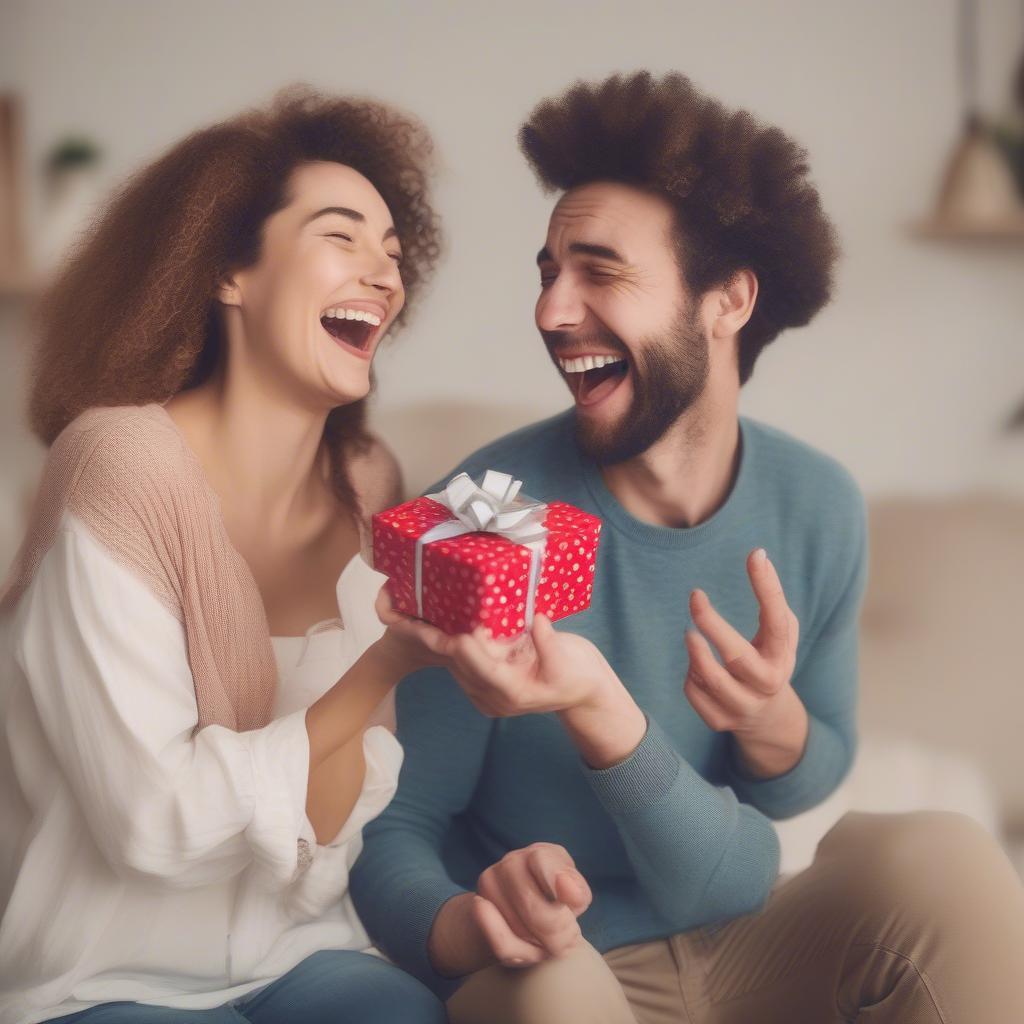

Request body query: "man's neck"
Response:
[598, 395, 741, 529]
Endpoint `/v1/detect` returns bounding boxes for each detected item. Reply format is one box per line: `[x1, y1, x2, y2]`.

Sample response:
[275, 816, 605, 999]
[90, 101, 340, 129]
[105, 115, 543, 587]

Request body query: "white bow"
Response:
[436, 470, 547, 542]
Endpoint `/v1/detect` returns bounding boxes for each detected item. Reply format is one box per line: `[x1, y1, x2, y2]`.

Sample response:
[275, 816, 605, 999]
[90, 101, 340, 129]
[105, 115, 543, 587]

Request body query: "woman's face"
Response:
[220, 160, 405, 408]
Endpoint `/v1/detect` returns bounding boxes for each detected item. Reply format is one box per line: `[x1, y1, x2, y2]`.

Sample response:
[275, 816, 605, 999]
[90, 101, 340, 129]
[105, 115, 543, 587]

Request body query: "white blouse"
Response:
[0, 512, 402, 1024]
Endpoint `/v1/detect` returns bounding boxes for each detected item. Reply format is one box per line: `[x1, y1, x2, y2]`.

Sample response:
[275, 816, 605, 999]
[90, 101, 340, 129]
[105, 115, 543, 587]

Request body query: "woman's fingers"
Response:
[375, 584, 403, 625]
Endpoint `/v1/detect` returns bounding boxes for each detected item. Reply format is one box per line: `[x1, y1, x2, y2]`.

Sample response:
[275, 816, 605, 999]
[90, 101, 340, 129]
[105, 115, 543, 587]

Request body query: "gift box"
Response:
[372, 470, 601, 638]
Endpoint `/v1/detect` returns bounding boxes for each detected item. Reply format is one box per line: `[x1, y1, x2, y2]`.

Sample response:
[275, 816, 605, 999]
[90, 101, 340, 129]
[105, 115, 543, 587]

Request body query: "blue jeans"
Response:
[45, 949, 446, 1023]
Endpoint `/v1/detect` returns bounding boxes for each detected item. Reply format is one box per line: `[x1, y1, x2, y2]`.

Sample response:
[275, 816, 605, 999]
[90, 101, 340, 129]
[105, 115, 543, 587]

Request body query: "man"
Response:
[351, 72, 1024, 1023]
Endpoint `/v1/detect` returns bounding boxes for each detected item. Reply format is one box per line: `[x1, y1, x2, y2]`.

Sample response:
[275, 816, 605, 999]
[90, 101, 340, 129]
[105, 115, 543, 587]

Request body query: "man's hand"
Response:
[684, 548, 808, 778]
[379, 585, 647, 767]
[428, 843, 592, 977]
[445, 614, 648, 769]
[441, 614, 612, 718]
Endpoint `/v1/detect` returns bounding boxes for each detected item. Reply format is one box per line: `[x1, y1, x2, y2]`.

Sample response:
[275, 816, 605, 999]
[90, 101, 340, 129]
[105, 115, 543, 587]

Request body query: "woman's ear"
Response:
[709, 268, 758, 340]
[215, 275, 242, 307]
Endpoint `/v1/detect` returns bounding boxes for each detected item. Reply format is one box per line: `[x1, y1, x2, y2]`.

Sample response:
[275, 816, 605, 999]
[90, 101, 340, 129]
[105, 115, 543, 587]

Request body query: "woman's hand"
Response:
[373, 585, 456, 676]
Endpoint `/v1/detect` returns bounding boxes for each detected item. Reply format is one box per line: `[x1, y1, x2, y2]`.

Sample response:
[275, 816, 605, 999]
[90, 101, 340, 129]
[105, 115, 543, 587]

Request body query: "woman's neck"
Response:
[165, 373, 335, 543]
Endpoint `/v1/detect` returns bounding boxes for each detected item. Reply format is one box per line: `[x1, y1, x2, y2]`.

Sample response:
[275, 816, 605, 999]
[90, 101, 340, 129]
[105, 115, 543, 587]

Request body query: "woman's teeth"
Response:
[322, 307, 382, 328]
[558, 354, 625, 374]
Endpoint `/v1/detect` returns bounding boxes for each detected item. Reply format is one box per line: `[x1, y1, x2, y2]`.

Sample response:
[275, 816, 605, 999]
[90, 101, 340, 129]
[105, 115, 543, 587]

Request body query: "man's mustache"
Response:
[540, 328, 630, 361]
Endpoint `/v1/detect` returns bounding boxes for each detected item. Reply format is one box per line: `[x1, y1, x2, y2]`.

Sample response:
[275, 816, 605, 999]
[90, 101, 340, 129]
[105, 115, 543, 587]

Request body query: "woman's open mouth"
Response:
[320, 306, 381, 358]
[557, 353, 630, 407]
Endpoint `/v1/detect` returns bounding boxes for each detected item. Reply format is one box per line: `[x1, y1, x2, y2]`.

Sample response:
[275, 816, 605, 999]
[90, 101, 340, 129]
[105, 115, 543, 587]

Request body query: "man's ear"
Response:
[709, 269, 758, 340]
[215, 274, 243, 307]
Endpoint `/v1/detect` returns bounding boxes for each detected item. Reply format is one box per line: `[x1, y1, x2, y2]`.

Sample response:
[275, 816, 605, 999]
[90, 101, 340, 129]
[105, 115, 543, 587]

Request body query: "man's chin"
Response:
[573, 409, 642, 467]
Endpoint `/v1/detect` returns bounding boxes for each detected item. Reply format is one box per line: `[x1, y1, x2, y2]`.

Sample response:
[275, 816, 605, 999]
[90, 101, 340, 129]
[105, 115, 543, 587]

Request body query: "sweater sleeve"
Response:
[12, 513, 313, 891]
[721, 486, 868, 819]
[349, 667, 493, 998]
[583, 716, 781, 930]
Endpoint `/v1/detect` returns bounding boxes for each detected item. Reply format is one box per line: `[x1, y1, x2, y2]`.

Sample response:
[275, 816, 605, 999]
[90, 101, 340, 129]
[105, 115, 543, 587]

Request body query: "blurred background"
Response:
[1, 0, 1023, 879]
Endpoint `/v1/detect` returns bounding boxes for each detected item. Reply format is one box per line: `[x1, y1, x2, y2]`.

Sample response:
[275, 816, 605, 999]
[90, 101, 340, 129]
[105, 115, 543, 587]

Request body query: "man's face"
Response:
[535, 181, 709, 465]
[226, 160, 405, 409]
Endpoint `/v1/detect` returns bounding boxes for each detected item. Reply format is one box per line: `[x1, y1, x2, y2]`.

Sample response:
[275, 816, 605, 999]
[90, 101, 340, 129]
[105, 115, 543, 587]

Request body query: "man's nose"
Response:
[536, 276, 585, 332]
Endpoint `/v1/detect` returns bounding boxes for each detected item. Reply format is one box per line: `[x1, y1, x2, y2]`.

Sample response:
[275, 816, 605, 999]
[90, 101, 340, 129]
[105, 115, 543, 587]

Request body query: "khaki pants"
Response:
[448, 812, 1024, 1023]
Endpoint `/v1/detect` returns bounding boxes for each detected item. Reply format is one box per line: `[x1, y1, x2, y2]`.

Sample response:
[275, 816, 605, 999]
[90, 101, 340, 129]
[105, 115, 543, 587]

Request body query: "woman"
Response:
[0, 87, 448, 1023]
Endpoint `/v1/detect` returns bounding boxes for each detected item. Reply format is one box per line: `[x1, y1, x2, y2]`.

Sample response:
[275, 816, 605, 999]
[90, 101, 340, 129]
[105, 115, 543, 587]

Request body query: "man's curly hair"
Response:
[518, 72, 838, 383]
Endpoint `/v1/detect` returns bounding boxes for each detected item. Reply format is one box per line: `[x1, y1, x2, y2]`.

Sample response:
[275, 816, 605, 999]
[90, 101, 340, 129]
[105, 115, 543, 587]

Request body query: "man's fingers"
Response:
[449, 632, 513, 690]
[684, 676, 732, 732]
[684, 630, 757, 717]
[524, 843, 570, 900]
[524, 845, 591, 915]
[747, 549, 793, 658]
[477, 872, 545, 947]
[689, 589, 777, 696]
[471, 896, 546, 968]
[554, 870, 592, 914]
[688, 588, 757, 671]
[530, 613, 559, 664]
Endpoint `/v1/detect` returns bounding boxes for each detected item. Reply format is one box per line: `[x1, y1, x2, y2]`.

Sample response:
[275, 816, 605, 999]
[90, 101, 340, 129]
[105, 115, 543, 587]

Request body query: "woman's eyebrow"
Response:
[303, 206, 398, 241]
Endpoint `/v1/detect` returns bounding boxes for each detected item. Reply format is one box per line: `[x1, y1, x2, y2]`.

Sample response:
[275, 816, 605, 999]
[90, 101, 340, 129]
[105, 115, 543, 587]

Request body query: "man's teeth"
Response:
[557, 354, 626, 374]
[322, 307, 382, 328]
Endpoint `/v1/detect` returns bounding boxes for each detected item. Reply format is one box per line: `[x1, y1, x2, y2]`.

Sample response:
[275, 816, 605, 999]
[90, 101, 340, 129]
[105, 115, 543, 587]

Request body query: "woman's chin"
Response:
[324, 375, 372, 407]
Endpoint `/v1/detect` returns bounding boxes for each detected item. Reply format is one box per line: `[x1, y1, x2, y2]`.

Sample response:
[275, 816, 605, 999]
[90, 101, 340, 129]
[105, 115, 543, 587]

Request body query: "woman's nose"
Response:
[361, 249, 402, 294]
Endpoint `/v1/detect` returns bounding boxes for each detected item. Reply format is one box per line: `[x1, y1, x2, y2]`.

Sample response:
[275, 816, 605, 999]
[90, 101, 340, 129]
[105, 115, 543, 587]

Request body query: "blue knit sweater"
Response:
[350, 411, 867, 997]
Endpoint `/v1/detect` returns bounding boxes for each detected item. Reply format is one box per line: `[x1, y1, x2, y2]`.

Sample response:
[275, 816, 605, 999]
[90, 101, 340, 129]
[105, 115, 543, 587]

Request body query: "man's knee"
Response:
[823, 810, 997, 872]
[447, 942, 635, 1024]
[817, 810, 1010, 915]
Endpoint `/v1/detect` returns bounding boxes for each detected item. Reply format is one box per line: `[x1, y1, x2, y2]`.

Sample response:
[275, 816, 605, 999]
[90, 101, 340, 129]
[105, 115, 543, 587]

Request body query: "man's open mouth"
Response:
[557, 354, 630, 407]
[320, 307, 381, 354]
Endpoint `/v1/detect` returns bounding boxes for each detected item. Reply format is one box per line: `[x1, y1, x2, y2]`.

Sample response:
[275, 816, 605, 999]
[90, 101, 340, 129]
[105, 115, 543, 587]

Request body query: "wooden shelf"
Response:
[910, 218, 1024, 242]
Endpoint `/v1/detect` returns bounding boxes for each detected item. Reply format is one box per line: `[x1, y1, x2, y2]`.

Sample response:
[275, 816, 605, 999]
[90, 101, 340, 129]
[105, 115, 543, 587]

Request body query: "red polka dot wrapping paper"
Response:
[372, 496, 602, 638]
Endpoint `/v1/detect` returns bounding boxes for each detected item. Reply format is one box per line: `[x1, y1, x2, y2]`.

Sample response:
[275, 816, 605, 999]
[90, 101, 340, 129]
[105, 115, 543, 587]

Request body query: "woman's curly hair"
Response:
[518, 71, 838, 383]
[29, 85, 441, 501]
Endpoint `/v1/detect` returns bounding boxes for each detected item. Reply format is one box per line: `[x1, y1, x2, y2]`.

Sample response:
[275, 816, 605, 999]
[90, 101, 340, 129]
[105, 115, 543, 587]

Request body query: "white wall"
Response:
[1, 0, 1023, 499]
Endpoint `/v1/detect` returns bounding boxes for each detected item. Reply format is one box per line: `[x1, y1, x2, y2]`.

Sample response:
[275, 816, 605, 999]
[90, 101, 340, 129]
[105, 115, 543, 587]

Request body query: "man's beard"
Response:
[545, 307, 709, 466]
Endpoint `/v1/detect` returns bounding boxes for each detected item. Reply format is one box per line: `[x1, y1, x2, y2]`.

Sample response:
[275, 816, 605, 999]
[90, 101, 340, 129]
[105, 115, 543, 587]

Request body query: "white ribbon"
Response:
[415, 470, 549, 627]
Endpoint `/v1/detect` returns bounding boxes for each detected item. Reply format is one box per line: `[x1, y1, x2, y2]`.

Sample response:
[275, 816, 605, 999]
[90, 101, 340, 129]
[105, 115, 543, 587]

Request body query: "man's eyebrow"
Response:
[570, 242, 625, 262]
[303, 206, 398, 242]
[536, 242, 626, 265]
